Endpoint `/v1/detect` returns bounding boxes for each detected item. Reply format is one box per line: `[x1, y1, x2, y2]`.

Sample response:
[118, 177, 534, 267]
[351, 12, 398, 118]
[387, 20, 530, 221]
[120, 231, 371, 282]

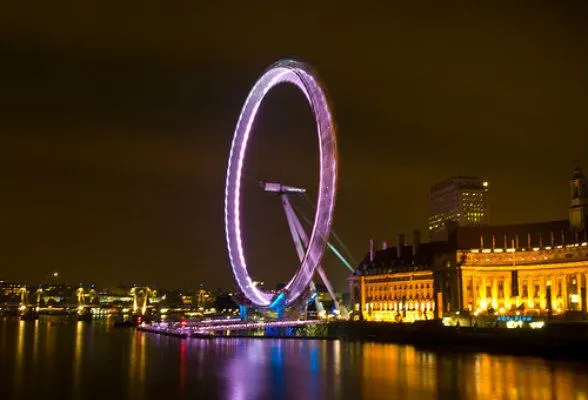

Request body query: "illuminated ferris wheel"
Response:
[224, 59, 339, 314]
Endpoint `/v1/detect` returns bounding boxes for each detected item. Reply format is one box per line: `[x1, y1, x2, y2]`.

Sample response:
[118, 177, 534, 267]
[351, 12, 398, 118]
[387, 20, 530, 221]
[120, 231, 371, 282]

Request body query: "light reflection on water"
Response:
[14, 320, 25, 392]
[129, 329, 147, 400]
[72, 321, 84, 398]
[1, 317, 588, 399]
[179, 338, 186, 394]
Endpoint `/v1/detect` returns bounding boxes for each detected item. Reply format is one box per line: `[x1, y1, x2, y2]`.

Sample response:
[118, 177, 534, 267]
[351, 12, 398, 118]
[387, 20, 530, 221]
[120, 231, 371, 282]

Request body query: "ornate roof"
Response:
[354, 241, 449, 276]
[448, 220, 575, 250]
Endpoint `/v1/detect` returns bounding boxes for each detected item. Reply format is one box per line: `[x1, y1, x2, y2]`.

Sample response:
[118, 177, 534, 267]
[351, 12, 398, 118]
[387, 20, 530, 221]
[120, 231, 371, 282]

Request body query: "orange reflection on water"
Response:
[72, 321, 85, 397]
[360, 343, 437, 400]
[129, 330, 147, 399]
[359, 343, 588, 400]
[333, 340, 342, 399]
[32, 320, 39, 360]
[465, 353, 588, 400]
[14, 320, 26, 393]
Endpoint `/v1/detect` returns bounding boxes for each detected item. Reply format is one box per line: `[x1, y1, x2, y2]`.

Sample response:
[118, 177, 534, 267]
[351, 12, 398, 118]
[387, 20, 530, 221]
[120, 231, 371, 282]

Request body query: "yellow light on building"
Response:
[571, 294, 580, 303]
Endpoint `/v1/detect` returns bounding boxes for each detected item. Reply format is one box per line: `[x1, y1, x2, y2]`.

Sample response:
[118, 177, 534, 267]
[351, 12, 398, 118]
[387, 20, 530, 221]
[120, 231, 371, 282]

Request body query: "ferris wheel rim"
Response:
[224, 59, 338, 307]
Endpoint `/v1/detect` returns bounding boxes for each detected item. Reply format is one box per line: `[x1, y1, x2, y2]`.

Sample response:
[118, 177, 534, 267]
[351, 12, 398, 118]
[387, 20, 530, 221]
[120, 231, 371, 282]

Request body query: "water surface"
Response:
[1, 317, 588, 399]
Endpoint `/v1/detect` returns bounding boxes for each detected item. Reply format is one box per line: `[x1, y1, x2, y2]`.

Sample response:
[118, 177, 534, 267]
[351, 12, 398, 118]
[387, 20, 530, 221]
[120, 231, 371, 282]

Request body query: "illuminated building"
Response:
[456, 166, 588, 316]
[459, 242, 588, 315]
[352, 165, 588, 322]
[97, 287, 133, 305]
[0, 281, 23, 297]
[429, 176, 489, 241]
[196, 288, 213, 309]
[348, 231, 446, 322]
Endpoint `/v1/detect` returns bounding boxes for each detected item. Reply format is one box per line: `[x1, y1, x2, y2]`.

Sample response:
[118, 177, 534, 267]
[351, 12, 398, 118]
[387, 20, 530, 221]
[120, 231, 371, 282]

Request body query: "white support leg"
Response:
[281, 195, 307, 261]
[282, 195, 344, 315]
[281, 195, 324, 314]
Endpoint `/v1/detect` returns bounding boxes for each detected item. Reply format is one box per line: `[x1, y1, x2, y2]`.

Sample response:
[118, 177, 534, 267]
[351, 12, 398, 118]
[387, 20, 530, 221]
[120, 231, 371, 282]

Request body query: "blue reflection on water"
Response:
[270, 342, 285, 396]
[309, 343, 319, 373]
[309, 342, 320, 396]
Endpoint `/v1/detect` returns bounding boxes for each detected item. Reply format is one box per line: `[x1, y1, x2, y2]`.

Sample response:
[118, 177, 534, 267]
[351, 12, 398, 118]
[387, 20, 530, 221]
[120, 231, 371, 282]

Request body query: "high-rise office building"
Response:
[428, 176, 489, 241]
[569, 165, 588, 239]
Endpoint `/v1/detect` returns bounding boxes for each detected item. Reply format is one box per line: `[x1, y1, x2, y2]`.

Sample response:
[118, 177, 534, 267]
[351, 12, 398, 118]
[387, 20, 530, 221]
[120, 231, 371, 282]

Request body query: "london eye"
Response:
[224, 59, 338, 310]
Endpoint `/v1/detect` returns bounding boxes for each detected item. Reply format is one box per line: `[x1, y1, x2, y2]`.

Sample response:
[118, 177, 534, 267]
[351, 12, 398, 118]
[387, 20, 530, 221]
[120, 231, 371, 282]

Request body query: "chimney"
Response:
[369, 239, 374, 262]
[412, 230, 421, 256]
[382, 240, 388, 250]
[397, 233, 406, 258]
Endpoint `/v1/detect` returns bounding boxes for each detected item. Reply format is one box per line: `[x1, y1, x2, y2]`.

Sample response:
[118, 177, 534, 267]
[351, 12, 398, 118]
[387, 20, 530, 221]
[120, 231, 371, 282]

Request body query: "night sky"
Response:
[1, 3, 588, 291]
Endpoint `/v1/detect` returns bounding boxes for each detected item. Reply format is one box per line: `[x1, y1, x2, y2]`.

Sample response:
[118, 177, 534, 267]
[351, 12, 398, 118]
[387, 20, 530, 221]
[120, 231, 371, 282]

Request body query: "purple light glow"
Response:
[142, 319, 323, 336]
[225, 60, 337, 307]
[193, 320, 321, 332]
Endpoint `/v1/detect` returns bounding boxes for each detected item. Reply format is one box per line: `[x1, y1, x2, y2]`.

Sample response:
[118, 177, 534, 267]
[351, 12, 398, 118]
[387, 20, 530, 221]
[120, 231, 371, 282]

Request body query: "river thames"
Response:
[2, 318, 588, 399]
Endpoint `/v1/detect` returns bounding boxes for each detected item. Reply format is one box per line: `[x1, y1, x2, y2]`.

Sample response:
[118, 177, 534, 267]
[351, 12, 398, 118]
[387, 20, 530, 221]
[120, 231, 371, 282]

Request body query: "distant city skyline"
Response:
[2, 3, 588, 290]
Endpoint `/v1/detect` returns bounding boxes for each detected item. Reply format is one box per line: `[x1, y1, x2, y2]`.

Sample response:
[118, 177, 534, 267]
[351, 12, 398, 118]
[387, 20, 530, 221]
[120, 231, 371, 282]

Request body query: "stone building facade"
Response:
[350, 166, 588, 322]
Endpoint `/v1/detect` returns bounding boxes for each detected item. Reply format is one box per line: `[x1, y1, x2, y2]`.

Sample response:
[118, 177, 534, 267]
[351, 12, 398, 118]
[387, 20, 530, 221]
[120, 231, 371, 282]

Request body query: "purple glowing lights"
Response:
[224, 59, 338, 307]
